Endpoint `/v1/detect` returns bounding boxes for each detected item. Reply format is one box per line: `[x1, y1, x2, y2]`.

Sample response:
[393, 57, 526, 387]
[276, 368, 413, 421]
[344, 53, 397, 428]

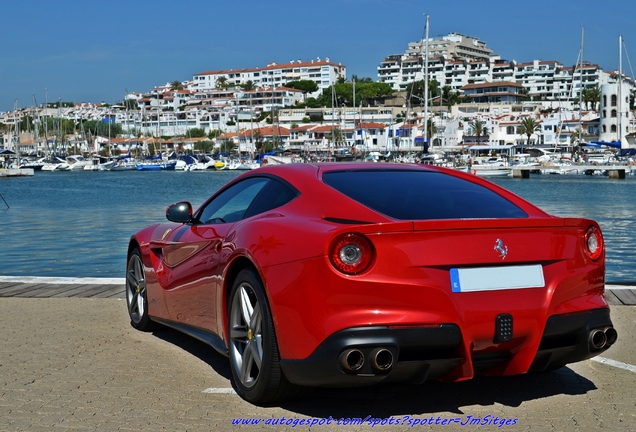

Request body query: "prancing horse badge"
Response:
[494, 238, 508, 260]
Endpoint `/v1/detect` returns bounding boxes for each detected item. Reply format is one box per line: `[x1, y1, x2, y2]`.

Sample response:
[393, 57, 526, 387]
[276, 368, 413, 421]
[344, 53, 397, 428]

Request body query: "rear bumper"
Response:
[280, 308, 616, 387]
[280, 324, 463, 387]
[530, 308, 616, 372]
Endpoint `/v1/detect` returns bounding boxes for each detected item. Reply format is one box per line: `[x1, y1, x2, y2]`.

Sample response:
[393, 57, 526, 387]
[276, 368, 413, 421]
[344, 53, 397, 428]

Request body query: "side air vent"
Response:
[323, 217, 373, 225]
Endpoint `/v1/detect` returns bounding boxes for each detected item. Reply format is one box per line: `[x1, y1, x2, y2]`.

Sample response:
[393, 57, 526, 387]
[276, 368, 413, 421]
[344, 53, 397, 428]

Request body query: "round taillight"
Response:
[585, 226, 603, 261]
[329, 233, 374, 275]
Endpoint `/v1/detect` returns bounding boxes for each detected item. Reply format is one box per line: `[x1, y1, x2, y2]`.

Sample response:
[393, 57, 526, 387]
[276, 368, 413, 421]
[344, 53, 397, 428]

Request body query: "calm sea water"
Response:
[1, 169, 635, 283]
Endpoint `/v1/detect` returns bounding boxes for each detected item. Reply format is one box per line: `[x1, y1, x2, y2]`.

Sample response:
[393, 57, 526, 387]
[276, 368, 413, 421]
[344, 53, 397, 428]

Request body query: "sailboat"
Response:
[589, 35, 627, 151]
[405, 14, 430, 153]
[136, 153, 177, 171]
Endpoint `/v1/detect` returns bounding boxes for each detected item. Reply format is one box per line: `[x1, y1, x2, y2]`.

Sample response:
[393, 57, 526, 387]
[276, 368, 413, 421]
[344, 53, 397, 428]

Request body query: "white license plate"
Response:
[450, 264, 545, 293]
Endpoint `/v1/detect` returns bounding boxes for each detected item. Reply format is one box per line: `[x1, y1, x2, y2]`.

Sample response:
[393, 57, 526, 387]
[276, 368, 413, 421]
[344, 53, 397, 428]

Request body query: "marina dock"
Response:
[469, 164, 635, 178]
[0, 168, 34, 177]
[0, 277, 633, 305]
[0, 277, 124, 299]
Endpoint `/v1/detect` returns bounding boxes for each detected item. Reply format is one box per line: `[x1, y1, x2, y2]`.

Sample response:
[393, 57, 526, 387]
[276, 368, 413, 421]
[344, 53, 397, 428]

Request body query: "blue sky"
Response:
[2, 0, 635, 113]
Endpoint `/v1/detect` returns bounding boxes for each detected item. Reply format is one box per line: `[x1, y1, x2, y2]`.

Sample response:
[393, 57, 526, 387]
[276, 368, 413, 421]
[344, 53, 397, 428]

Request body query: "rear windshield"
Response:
[322, 170, 528, 220]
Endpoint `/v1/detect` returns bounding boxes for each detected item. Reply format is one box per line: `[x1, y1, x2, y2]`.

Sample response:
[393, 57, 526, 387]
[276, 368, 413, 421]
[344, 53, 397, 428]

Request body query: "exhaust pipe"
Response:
[588, 327, 618, 351]
[339, 349, 364, 372]
[603, 327, 618, 346]
[369, 348, 394, 372]
[589, 329, 607, 350]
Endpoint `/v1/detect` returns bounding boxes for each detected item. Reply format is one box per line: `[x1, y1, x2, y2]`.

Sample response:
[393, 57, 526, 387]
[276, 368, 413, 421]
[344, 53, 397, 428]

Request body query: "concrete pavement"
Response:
[0, 279, 634, 431]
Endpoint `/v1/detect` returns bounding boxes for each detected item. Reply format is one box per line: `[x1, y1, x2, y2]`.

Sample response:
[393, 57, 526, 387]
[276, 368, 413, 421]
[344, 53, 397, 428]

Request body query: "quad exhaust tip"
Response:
[370, 348, 394, 371]
[339, 347, 394, 373]
[589, 327, 618, 351]
[339, 349, 364, 372]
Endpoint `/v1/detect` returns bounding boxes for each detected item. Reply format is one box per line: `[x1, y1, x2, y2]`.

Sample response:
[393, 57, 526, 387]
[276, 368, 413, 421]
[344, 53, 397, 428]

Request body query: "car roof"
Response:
[256, 161, 437, 177]
[250, 162, 549, 220]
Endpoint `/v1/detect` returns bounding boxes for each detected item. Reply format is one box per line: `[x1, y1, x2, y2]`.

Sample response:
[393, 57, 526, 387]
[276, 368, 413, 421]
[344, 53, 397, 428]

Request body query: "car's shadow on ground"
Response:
[282, 368, 596, 417]
[151, 324, 232, 380]
[150, 325, 597, 416]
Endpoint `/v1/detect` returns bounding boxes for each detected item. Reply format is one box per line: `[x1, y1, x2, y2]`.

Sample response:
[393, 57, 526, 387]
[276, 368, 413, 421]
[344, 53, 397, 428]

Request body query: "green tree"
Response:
[285, 80, 319, 101]
[81, 119, 123, 139]
[582, 86, 600, 110]
[19, 115, 34, 133]
[351, 75, 373, 84]
[194, 140, 213, 153]
[315, 81, 393, 107]
[303, 98, 322, 108]
[241, 80, 256, 91]
[122, 98, 139, 110]
[442, 86, 461, 111]
[170, 80, 183, 90]
[187, 127, 207, 138]
[208, 129, 222, 139]
[328, 127, 345, 145]
[405, 79, 441, 107]
[519, 117, 541, 150]
[216, 76, 228, 89]
[468, 119, 489, 145]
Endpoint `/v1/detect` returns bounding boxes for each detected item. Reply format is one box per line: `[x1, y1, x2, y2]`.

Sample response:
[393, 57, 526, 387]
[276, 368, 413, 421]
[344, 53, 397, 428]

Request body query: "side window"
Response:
[197, 177, 268, 224]
[243, 178, 298, 219]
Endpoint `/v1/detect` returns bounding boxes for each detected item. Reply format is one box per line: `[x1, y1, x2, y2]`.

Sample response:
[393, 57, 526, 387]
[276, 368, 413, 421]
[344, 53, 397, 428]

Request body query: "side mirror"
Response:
[166, 201, 193, 223]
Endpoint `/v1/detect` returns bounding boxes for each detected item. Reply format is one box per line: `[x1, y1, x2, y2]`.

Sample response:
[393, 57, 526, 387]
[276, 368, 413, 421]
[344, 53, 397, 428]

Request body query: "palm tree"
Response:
[442, 86, 461, 112]
[329, 127, 344, 145]
[252, 130, 262, 152]
[242, 80, 256, 91]
[583, 86, 601, 110]
[215, 76, 228, 89]
[468, 119, 488, 145]
[519, 117, 541, 151]
[170, 80, 183, 91]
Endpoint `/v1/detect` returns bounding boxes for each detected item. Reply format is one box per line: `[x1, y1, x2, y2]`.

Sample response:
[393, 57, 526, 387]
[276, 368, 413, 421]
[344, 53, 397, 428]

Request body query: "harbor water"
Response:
[1, 169, 635, 283]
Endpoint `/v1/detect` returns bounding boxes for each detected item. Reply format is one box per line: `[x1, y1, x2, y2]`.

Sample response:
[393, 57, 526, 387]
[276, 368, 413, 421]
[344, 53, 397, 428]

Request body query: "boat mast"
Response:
[618, 34, 623, 146]
[330, 83, 338, 155]
[43, 89, 50, 159]
[577, 26, 584, 148]
[32, 94, 39, 158]
[13, 99, 20, 166]
[250, 90, 254, 157]
[423, 14, 429, 150]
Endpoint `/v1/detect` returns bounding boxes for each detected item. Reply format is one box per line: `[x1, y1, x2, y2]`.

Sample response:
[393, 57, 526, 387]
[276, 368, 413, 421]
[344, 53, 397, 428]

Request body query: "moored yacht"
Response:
[66, 155, 92, 171]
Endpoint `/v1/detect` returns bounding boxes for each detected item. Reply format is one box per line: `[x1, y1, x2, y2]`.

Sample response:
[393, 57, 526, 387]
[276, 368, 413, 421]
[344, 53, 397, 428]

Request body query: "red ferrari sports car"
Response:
[126, 162, 617, 405]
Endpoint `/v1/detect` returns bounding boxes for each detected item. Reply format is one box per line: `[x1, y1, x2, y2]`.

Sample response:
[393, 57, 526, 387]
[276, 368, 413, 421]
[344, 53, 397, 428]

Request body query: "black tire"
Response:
[227, 269, 299, 405]
[125, 248, 155, 331]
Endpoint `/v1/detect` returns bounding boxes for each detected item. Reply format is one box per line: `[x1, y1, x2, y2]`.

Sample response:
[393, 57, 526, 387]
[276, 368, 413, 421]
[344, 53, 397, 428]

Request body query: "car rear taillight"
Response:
[585, 226, 604, 261]
[329, 233, 375, 275]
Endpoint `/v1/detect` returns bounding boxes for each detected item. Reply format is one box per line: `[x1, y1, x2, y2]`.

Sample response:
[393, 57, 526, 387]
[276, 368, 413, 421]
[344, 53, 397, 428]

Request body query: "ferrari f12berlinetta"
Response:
[126, 163, 617, 405]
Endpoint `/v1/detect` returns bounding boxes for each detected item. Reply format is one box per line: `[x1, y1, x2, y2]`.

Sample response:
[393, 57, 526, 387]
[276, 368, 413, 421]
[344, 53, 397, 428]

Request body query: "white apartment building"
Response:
[406, 33, 493, 62]
[236, 87, 305, 112]
[192, 58, 346, 99]
[378, 32, 611, 105]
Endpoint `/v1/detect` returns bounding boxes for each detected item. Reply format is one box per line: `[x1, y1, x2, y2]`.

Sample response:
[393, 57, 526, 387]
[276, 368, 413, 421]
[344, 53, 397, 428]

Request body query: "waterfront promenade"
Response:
[0, 276, 634, 305]
[1, 277, 635, 431]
